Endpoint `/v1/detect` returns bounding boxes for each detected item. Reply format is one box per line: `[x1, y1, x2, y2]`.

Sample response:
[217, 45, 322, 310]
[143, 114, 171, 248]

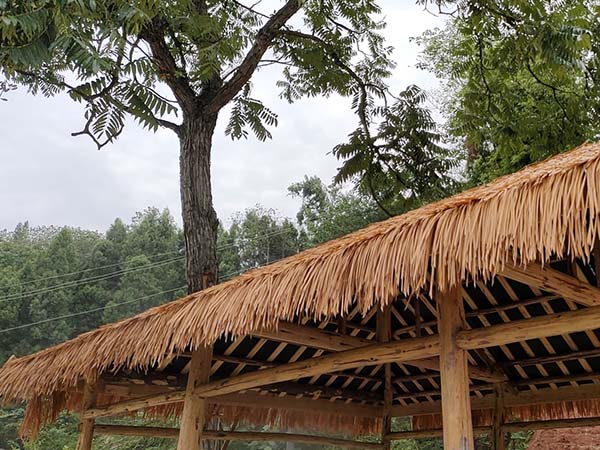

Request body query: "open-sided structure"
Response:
[3, 142, 600, 450]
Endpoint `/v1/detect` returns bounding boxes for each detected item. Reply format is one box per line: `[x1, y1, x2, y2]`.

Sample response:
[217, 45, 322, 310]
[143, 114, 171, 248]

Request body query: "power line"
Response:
[0, 256, 184, 303]
[0, 227, 289, 291]
[0, 286, 186, 334]
[0, 249, 183, 291]
[0, 254, 295, 335]
[0, 227, 295, 297]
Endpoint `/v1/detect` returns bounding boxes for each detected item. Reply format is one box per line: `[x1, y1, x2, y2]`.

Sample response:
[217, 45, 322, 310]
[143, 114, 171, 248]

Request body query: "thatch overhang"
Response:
[3, 142, 600, 442]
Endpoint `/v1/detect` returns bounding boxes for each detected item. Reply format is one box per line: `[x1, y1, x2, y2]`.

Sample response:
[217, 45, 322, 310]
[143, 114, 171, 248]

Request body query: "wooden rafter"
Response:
[85, 335, 440, 419]
[501, 262, 600, 307]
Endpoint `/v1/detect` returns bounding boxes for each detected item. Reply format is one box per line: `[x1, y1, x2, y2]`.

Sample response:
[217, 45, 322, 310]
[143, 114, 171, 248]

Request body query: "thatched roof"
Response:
[3, 141, 600, 439]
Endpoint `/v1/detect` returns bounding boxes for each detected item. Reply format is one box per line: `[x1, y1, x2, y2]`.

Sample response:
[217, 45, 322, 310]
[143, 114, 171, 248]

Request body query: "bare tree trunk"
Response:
[179, 113, 219, 294]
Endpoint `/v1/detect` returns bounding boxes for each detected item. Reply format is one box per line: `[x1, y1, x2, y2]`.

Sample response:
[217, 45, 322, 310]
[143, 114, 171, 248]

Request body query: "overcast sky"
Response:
[0, 1, 444, 232]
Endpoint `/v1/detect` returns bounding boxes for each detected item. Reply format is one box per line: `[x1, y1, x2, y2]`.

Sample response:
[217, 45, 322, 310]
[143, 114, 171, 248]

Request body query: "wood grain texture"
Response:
[177, 346, 212, 450]
[457, 304, 600, 350]
[85, 336, 439, 418]
[95, 425, 384, 450]
[502, 262, 600, 307]
[75, 379, 97, 450]
[438, 285, 474, 450]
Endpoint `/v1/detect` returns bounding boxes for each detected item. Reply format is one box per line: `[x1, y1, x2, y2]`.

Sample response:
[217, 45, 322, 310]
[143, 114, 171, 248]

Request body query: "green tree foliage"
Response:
[0, 209, 186, 365]
[218, 206, 304, 278]
[415, 0, 600, 184]
[289, 176, 385, 245]
[333, 85, 459, 215]
[0, 0, 408, 295]
[0, 0, 395, 147]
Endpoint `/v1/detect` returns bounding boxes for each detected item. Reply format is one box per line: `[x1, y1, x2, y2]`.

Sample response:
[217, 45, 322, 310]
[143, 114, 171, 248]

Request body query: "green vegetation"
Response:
[0, 0, 407, 295]
[4, 1, 600, 450]
[414, 0, 600, 184]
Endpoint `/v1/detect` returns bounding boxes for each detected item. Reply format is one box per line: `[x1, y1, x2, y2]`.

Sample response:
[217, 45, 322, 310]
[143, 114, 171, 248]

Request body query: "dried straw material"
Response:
[19, 393, 379, 440]
[411, 399, 600, 431]
[2, 142, 600, 409]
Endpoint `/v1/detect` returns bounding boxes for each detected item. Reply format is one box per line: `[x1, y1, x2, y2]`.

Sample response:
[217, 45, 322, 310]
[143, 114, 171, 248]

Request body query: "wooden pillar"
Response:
[377, 305, 392, 450]
[177, 345, 213, 450]
[438, 285, 474, 450]
[76, 379, 98, 450]
[493, 384, 506, 450]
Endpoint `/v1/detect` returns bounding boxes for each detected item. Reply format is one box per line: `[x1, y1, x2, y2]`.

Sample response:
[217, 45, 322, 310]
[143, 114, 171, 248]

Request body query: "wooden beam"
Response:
[88, 380, 382, 418]
[387, 417, 600, 440]
[408, 358, 505, 383]
[503, 417, 600, 432]
[394, 383, 495, 401]
[438, 285, 475, 450]
[457, 303, 600, 350]
[86, 302, 600, 421]
[189, 336, 439, 399]
[390, 383, 600, 418]
[512, 371, 600, 387]
[177, 346, 212, 450]
[85, 335, 440, 419]
[96, 424, 179, 438]
[501, 262, 600, 307]
[94, 425, 384, 450]
[261, 381, 382, 403]
[393, 294, 559, 338]
[215, 390, 381, 418]
[253, 322, 373, 351]
[259, 322, 503, 382]
[386, 427, 490, 441]
[76, 379, 98, 450]
[503, 347, 600, 368]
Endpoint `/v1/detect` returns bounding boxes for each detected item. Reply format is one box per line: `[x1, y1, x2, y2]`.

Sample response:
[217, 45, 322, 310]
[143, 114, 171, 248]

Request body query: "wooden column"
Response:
[377, 305, 392, 450]
[76, 379, 98, 450]
[438, 285, 474, 450]
[177, 345, 213, 450]
[493, 384, 505, 450]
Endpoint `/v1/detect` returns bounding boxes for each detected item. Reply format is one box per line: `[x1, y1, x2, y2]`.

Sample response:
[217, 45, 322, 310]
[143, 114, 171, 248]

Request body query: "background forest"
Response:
[3, 0, 600, 449]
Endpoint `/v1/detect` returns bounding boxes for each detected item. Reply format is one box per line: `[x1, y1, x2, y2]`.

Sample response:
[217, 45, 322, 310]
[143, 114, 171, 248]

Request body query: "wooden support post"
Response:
[177, 346, 213, 450]
[493, 385, 505, 450]
[76, 379, 98, 450]
[438, 285, 474, 450]
[377, 305, 392, 450]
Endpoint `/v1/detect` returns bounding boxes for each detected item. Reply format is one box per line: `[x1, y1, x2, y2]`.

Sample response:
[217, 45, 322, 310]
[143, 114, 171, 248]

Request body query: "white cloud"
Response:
[0, 0, 444, 231]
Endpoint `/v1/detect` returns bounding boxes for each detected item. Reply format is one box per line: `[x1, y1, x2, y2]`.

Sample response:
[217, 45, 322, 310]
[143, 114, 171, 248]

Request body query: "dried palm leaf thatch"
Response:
[19, 392, 380, 440]
[2, 142, 600, 413]
[411, 398, 600, 431]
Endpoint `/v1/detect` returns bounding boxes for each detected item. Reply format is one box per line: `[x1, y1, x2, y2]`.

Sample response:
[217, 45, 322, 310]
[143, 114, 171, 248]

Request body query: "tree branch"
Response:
[140, 21, 198, 116]
[204, 0, 302, 113]
[279, 29, 373, 142]
[16, 70, 182, 143]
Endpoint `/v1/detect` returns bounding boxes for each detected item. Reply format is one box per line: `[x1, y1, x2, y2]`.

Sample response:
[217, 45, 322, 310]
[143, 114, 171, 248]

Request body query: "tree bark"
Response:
[179, 114, 220, 293]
